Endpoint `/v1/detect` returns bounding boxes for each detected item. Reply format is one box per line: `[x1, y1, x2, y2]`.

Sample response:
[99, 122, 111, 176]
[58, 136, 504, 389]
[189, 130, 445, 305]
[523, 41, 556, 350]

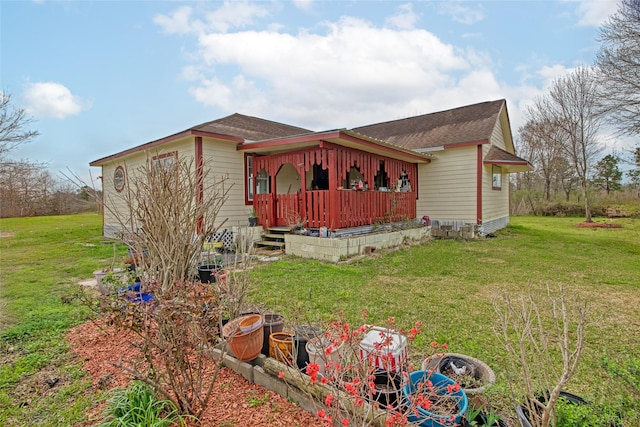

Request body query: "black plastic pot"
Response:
[292, 325, 322, 371]
[261, 314, 285, 356]
[248, 217, 258, 227]
[198, 264, 221, 283]
[371, 371, 403, 409]
[515, 391, 589, 427]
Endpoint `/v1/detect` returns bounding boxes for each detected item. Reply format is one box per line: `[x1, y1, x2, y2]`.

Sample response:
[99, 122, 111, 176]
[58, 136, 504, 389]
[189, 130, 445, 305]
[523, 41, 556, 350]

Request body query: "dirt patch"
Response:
[576, 221, 622, 228]
[0, 231, 15, 238]
[67, 320, 323, 426]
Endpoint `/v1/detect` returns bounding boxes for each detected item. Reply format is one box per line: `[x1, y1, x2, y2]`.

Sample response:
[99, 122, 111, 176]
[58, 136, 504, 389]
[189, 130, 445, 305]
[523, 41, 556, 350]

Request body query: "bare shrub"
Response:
[75, 154, 241, 419]
[493, 285, 588, 427]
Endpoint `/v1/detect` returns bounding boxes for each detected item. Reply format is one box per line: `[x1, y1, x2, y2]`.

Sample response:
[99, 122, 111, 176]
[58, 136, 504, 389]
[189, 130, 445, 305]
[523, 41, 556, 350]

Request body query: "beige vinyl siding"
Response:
[100, 138, 196, 237]
[416, 146, 477, 223]
[201, 137, 247, 228]
[482, 115, 510, 225]
[490, 118, 506, 150]
[481, 161, 509, 222]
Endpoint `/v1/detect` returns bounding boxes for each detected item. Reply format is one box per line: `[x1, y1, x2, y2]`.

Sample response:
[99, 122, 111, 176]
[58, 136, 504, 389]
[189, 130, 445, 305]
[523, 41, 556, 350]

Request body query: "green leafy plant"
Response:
[465, 406, 483, 426]
[245, 392, 270, 408]
[464, 406, 502, 427]
[555, 397, 622, 427]
[98, 381, 187, 427]
[483, 409, 502, 426]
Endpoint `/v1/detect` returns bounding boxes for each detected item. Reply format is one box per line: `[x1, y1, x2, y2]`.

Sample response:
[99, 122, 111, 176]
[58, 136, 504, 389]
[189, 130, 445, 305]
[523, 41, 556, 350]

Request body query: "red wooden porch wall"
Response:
[252, 145, 418, 230]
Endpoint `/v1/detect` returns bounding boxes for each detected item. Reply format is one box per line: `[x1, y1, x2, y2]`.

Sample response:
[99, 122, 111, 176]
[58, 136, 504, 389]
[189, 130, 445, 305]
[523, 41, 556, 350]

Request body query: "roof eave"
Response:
[238, 129, 432, 163]
[90, 129, 243, 166]
[484, 160, 534, 173]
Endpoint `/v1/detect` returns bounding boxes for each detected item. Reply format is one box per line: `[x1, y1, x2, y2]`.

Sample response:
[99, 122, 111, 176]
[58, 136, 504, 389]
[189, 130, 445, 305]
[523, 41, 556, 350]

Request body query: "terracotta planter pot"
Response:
[222, 315, 264, 362]
[269, 332, 294, 365]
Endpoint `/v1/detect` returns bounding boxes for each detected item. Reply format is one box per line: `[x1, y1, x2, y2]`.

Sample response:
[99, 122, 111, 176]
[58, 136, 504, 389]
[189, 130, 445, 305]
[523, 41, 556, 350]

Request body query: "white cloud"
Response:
[184, 15, 477, 128]
[154, 3, 557, 134]
[154, 1, 269, 35]
[537, 64, 574, 88]
[292, 0, 314, 12]
[153, 6, 196, 34]
[386, 3, 419, 30]
[571, 0, 621, 27]
[23, 82, 89, 119]
[438, 1, 484, 25]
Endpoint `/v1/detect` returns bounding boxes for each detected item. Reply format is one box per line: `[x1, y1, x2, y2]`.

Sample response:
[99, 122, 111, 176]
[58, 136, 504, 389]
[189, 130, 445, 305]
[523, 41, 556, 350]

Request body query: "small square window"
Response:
[492, 165, 502, 190]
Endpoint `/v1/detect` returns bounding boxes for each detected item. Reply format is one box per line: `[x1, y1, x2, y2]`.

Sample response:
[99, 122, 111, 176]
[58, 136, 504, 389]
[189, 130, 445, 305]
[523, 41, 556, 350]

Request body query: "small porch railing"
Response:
[254, 191, 416, 230]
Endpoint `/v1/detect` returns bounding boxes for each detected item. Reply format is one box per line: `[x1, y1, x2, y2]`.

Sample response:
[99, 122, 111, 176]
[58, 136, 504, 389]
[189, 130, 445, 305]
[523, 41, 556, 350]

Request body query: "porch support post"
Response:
[271, 165, 278, 228]
[328, 148, 338, 230]
[297, 161, 306, 227]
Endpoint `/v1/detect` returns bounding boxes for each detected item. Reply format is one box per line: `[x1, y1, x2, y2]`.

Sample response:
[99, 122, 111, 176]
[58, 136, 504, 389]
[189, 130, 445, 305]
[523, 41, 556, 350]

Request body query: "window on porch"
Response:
[257, 169, 270, 194]
[374, 160, 389, 191]
[311, 164, 329, 190]
[343, 165, 367, 190]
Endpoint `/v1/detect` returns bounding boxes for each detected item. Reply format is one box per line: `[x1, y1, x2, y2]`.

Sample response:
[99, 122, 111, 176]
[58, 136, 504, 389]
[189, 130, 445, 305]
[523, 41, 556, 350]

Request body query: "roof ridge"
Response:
[352, 99, 505, 130]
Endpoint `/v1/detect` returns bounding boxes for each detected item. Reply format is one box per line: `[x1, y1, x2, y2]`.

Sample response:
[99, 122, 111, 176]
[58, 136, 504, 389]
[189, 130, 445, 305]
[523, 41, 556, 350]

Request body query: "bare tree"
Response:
[595, 0, 640, 136]
[527, 67, 604, 222]
[518, 118, 565, 201]
[0, 92, 39, 157]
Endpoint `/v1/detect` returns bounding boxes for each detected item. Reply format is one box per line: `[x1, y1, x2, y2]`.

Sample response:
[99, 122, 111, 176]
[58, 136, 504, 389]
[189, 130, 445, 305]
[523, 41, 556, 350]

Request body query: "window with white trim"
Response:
[246, 155, 254, 202]
[492, 165, 502, 190]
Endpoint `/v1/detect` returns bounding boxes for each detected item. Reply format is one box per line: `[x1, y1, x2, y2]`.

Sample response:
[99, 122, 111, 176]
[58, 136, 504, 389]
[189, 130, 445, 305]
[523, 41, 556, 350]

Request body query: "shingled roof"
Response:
[190, 113, 311, 141]
[352, 99, 506, 150]
[483, 145, 532, 172]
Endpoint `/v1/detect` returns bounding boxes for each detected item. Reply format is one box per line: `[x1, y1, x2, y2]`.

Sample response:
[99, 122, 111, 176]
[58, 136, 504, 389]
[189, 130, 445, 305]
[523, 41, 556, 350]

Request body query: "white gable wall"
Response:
[100, 138, 196, 238]
[481, 114, 511, 234]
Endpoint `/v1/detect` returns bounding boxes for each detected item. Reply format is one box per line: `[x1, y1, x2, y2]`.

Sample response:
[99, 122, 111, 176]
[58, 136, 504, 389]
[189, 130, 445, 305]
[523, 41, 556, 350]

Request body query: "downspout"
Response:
[195, 136, 204, 234]
[476, 144, 483, 226]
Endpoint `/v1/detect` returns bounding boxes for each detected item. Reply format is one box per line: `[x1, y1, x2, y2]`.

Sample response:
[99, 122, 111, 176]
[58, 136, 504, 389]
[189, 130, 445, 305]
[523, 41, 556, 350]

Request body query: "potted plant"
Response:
[94, 266, 129, 294]
[463, 406, 507, 427]
[421, 353, 496, 396]
[248, 208, 258, 227]
[197, 253, 223, 284]
[402, 370, 469, 427]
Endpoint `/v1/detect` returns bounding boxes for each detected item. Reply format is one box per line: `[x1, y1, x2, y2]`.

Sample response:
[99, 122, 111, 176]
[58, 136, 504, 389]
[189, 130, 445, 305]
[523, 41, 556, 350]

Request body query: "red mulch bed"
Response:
[576, 221, 622, 228]
[67, 320, 323, 426]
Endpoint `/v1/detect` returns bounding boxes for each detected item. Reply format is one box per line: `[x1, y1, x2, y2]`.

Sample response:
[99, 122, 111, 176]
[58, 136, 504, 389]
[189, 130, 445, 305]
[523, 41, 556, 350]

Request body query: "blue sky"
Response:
[1, 0, 624, 185]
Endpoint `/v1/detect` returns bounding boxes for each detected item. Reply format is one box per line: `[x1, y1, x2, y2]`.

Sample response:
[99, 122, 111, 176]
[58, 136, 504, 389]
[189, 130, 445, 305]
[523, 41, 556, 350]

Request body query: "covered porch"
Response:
[239, 130, 431, 231]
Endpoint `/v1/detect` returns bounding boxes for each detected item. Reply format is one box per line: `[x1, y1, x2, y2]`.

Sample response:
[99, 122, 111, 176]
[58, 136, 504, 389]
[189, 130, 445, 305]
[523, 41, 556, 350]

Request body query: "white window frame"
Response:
[492, 165, 502, 190]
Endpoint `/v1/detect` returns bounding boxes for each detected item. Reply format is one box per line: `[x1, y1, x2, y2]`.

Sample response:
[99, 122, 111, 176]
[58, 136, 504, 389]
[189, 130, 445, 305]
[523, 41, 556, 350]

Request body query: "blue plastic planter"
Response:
[402, 371, 468, 427]
[118, 282, 153, 304]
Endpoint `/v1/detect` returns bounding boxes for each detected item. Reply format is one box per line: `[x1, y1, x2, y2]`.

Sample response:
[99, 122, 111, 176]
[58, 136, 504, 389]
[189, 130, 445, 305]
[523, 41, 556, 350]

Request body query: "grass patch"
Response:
[0, 214, 125, 426]
[249, 216, 640, 423]
[1, 214, 638, 425]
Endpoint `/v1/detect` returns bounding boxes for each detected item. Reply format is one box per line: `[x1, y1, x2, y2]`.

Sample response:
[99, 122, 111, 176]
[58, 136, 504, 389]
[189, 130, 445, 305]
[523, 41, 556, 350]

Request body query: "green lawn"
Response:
[1, 214, 638, 425]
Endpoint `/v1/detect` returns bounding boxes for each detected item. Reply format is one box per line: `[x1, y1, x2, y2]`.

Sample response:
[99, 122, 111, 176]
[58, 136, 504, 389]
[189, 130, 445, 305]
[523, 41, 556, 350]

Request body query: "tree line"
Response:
[514, 0, 640, 220]
[0, 93, 100, 218]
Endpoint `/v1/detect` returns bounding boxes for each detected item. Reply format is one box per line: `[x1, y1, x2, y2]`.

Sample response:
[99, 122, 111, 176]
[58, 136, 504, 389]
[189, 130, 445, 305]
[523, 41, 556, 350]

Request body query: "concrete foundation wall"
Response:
[285, 227, 430, 262]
